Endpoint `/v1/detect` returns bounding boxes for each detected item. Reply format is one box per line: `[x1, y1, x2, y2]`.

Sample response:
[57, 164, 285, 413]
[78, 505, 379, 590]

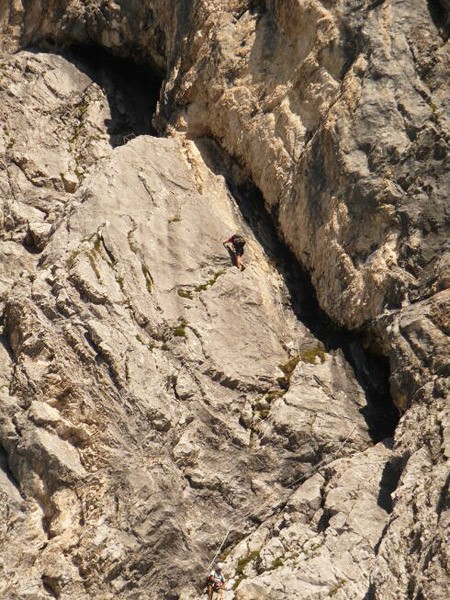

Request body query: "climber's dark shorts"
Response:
[233, 243, 244, 256]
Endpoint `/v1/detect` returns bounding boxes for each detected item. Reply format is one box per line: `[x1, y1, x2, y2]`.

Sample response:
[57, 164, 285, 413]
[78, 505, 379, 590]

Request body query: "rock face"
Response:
[0, 2, 449, 600]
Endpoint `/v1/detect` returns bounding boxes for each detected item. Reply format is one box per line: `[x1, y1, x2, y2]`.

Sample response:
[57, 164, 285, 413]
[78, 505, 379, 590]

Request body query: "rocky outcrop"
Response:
[11, 0, 448, 394]
[0, 1, 448, 599]
[0, 48, 384, 598]
[157, 0, 450, 412]
[224, 441, 396, 599]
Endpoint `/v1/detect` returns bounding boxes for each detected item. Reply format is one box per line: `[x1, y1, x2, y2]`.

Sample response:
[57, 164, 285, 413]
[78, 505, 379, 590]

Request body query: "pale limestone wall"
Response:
[0, 2, 449, 599]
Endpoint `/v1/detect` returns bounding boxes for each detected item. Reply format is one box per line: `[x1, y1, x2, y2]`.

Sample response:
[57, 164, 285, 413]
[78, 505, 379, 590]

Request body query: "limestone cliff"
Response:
[0, 2, 448, 599]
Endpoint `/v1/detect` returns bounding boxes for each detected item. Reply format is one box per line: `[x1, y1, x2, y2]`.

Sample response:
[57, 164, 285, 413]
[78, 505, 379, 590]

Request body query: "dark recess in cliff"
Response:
[39, 43, 163, 146]
[428, 0, 450, 38]
[377, 451, 403, 513]
[0, 446, 21, 492]
[195, 138, 399, 442]
[237, 181, 399, 441]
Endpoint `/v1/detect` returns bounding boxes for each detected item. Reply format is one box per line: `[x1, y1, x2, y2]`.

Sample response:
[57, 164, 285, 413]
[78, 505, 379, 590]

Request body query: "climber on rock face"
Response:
[207, 563, 225, 599]
[223, 234, 246, 270]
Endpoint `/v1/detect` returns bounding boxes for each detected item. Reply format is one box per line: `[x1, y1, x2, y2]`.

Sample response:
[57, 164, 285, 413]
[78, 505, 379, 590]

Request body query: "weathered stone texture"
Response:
[0, 1, 448, 599]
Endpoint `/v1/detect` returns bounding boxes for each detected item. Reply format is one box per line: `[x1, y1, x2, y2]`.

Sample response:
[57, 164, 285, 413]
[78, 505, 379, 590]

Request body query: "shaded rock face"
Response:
[0, 2, 448, 600]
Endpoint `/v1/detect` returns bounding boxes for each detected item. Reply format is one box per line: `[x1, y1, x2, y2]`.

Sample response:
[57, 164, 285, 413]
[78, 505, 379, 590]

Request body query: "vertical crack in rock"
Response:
[0, 443, 22, 497]
[195, 140, 399, 442]
[376, 453, 404, 514]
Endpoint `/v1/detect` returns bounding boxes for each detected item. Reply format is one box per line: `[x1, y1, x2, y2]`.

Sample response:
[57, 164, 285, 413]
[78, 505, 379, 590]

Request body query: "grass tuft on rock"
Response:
[173, 317, 187, 337]
[300, 345, 326, 364]
[233, 549, 261, 590]
[277, 355, 300, 390]
[178, 288, 193, 300]
[279, 356, 300, 377]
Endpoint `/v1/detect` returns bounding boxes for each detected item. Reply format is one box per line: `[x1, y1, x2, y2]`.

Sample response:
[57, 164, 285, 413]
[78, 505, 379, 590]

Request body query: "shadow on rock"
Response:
[28, 43, 162, 147]
[193, 137, 399, 442]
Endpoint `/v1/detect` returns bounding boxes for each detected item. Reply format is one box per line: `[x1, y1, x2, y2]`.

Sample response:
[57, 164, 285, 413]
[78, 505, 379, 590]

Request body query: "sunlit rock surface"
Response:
[0, 1, 449, 599]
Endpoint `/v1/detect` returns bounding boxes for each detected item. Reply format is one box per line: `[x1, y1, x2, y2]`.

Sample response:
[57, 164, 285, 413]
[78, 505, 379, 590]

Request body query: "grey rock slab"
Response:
[12, 427, 87, 490]
[0, 119, 374, 598]
[225, 442, 393, 600]
[262, 351, 370, 454]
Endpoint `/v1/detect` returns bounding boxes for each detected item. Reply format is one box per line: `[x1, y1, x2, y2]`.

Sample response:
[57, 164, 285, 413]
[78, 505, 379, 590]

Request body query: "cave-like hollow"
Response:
[52, 43, 164, 147]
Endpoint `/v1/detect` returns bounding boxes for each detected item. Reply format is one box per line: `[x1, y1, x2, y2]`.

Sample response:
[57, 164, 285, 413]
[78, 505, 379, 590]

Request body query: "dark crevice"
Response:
[30, 43, 163, 147]
[427, 1, 450, 37]
[0, 329, 16, 362]
[363, 582, 376, 600]
[249, 0, 268, 16]
[374, 514, 398, 556]
[41, 575, 60, 598]
[83, 331, 123, 390]
[23, 229, 45, 254]
[317, 508, 333, 533]
[436, 472, 450, 518]
[346, 343, 399, 441]
[195, 138, 399, 442]
[377, 455, 403, 513]
[407, 576, 417, 599]
[0, 444, 22, 495]
[0, 336, 25, 498]
[368, 0, 386, 9]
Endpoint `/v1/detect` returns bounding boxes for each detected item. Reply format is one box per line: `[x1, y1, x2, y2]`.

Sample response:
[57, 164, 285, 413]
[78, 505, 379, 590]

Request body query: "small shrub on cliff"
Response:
[173, 317, 187, 337]
[277, 355, 300, 389]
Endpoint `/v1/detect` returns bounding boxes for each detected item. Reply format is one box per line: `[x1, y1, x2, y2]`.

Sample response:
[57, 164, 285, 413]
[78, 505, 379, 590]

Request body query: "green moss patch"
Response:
[173, 317, 187, 338]
[300, 345, 326, 364]
[177, 270, 225, 300]
[279, 356, 301, 377]
[177, 288, 193, 300]
[265, 389, 285, 402]
[233, 550, 261, 590]
[277, 355, 300, 390]
[194, 270, 225, 293]
[269, 557, 284, 570]
[142, 264, 153, 293]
